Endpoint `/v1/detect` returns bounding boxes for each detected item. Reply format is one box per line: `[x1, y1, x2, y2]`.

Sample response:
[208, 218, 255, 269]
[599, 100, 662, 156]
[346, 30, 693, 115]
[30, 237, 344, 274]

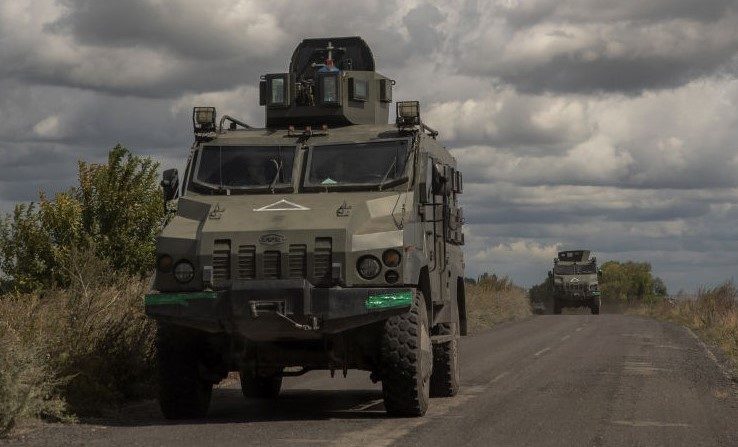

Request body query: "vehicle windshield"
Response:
[306, 140, 409, 188]
[195, 146, 295, 190]
[554, 262, 597, 275]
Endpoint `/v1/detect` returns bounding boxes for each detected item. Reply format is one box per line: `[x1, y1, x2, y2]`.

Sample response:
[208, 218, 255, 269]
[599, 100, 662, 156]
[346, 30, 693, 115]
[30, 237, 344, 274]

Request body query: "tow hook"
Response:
[249, 301, 320, 331]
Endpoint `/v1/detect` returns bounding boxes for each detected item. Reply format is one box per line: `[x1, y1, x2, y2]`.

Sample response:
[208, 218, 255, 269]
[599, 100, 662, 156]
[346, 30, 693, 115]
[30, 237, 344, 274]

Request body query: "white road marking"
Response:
[622, 361, 672, 376]
[533, 347, 551, 357]
[612, 420, 691, 428]
[350, 399, 385, 412]
[575, 327, 584, 332]
[489, 371, 509, 384]
[684, 327, 734, 382]
[561, 335, 571, 341]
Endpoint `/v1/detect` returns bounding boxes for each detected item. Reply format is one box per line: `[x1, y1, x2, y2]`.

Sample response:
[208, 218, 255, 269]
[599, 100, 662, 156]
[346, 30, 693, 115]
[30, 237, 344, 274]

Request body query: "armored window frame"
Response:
[379, 78, 393, 103]
[317, 72, 341, 106]
[348, 78, 368, 102]
[301, 138, 411, 192]
[190, 144, 297, 194]
[261, 74, 290, 108]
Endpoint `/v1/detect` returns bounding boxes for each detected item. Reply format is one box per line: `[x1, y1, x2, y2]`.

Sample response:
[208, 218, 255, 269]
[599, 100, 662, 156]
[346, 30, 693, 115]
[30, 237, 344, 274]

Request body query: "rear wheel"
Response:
[156, 324, 213, 419]
[240, 369, 283, 399]
[430, 323, 460, 397]
[380, 290, 432, 416]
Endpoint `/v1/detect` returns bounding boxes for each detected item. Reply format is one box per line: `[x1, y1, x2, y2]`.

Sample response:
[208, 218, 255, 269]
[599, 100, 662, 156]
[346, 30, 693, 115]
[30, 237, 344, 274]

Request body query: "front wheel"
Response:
[430, 323, 460, 397]
[590, 297, 601, 315]
[156, 324, 213, 419]
[380, 290, 432, 416]
[553, 297, 562, 315]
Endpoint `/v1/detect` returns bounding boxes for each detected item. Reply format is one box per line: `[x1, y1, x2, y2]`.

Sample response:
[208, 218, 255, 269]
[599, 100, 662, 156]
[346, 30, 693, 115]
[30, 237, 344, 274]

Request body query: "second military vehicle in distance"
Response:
[548, 250, 602, 315]
[146, 37, 466, 418]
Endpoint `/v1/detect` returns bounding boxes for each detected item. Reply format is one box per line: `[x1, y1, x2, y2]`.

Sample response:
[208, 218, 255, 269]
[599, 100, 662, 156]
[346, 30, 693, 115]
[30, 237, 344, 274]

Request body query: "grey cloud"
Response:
[454, 1, 738, 93]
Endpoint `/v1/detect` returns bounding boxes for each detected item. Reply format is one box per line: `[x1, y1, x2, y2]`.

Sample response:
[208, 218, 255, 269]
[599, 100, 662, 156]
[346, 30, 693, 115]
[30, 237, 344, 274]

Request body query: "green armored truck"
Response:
[146, 37, 466, 418]
[548, 250, 602, 315]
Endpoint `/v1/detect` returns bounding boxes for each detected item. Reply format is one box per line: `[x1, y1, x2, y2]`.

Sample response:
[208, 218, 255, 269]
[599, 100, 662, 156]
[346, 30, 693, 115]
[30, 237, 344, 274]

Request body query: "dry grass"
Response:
[633, 281, 737, 370]
[0, 250, 155, 437]
[465, 275, 531, 333]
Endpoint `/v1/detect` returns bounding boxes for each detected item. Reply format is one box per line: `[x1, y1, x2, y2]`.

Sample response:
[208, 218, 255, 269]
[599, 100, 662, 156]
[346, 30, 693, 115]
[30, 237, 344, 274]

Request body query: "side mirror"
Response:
[548, 271, 553, 280]
[597, 269, 603, 279]
[161, 168, 180, 202]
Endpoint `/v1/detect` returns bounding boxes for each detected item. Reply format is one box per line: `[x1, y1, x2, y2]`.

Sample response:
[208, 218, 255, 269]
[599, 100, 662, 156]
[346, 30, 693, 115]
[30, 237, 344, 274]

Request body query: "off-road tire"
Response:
[380, 290, 432, 416]
[240, 370, 283, 399]
[430, 323, 460, 397]
[553, 297, 562, 315]
[156, 324, 213, 419]
[590, 297, 601, 315]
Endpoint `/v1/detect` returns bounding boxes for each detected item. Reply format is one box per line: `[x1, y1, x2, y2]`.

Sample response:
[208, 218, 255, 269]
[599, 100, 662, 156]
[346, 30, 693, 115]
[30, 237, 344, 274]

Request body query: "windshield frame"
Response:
[301, 138, 412, 192]
[190, 144, 297, 194]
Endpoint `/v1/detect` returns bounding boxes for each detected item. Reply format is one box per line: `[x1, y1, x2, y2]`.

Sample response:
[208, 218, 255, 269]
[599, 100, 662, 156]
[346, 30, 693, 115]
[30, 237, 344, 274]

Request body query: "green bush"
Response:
[0, 145, 164, 293]
[0, 145, 163, 436]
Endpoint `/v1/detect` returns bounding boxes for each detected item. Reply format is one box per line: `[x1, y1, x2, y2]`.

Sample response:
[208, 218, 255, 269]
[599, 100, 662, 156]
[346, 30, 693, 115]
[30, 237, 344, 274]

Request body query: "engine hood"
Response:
[163, 192, 412, 240]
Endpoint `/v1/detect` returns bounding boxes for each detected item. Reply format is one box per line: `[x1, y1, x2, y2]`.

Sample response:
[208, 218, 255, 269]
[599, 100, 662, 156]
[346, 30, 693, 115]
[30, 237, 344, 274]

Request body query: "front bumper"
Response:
[556, 289, 600, 300]
[145, 279, 413, 340]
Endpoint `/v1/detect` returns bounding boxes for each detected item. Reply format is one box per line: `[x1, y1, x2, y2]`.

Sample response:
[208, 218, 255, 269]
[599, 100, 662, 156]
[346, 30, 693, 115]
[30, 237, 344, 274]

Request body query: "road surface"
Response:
[5, 314, 737, 446]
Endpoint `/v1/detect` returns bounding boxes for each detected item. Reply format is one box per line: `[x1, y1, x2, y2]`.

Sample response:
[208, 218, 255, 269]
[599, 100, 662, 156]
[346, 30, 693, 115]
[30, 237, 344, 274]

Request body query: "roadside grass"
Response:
[0, 251, 155, 437]
[465, 275, 531, 333]
[631, 281, 737, 371]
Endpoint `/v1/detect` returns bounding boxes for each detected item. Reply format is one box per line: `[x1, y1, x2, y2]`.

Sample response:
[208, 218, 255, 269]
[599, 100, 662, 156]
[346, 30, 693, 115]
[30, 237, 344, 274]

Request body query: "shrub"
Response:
[636, 282, 737, 368]
[0, 249, 156, 435]
[465, 273, 531, 332]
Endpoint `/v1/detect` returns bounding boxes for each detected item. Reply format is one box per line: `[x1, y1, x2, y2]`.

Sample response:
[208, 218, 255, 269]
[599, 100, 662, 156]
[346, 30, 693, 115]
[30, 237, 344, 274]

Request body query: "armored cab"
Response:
[548, 250, 602, 314]
[146, 37, 466, 419]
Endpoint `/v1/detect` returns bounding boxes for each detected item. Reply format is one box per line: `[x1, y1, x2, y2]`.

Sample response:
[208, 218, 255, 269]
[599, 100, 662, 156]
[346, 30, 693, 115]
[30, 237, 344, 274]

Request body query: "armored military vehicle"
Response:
[146, 37, 466, 418]
[548, 250, 601, 315]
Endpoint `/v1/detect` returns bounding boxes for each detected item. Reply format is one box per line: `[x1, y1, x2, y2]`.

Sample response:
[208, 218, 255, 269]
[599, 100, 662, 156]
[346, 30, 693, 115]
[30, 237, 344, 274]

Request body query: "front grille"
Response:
[212, 239, 231, 282]
[236, 245, 256, 279]
[565, 283, 587, 293]
[263, 251, 281, 279]
[216, 237, 333, 283]
[314, 237, 332, 285]
[288, 245, 307, 279]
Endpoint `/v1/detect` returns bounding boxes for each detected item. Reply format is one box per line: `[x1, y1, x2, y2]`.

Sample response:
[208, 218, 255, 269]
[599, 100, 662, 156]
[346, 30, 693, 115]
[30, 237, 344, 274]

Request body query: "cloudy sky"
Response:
[1, 0, 737, 291]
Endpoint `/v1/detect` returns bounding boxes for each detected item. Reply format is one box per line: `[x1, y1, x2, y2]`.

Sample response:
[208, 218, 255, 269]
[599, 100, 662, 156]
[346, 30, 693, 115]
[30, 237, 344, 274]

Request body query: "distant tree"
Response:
[0, 145, 164, 293]
[652, 277, 668, 297]
[600, 260, 665, 302]
[529, 277, 554, 304]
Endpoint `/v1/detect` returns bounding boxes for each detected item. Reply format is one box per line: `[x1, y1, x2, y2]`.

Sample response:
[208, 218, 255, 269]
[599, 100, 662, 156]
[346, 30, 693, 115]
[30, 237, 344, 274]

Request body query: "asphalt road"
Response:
[5, 314, 737, 447]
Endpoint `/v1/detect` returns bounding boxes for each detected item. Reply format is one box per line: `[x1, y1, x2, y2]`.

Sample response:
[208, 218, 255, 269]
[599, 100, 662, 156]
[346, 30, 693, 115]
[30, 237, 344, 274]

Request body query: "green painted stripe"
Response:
[365, 290, 413, 310]
[145, 291, 218, 306]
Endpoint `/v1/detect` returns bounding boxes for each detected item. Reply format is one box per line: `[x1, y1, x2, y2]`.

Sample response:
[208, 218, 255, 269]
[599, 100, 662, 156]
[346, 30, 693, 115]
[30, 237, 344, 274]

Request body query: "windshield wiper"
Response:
[378, 158, 397, 191]
[269, 158, 283, 193]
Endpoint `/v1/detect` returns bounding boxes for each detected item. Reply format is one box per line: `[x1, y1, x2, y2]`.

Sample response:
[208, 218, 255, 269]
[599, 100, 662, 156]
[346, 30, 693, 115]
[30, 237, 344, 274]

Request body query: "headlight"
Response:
[589, 283, 599, 291]
[157, 254, 173, 272]
[385, 270, 399, 284]
[173, 260, 195, 283]
[382, 249, 401, 268]
[357, 255, 381, 280]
